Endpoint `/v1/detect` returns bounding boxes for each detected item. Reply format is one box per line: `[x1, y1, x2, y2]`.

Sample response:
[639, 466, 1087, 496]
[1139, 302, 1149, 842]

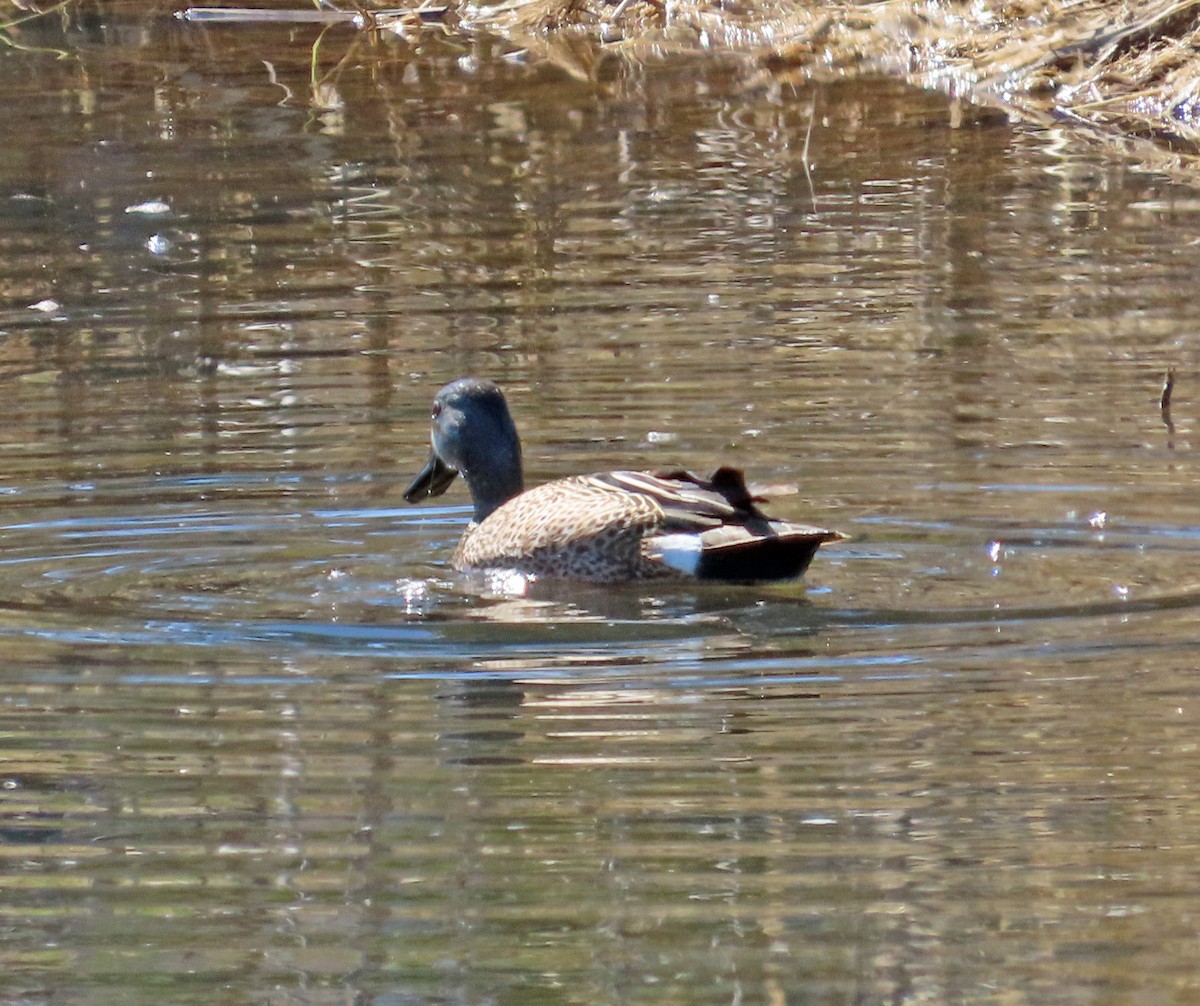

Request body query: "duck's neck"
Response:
[465, 463, 523, 524]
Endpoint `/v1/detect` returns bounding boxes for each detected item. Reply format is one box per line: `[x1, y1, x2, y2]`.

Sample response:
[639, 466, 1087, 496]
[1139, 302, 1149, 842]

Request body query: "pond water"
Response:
[3, 5, 1200, 1004]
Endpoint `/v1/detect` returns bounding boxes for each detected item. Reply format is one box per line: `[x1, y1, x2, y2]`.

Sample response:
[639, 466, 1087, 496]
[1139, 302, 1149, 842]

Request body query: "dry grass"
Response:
[181, 0, 1200, 153]
[431, 0, 1200, 154]
[770, 0, 1200, 151]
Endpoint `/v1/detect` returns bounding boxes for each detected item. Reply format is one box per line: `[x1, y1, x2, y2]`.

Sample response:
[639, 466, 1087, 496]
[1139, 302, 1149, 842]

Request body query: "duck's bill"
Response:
[404, 452, 459, 502]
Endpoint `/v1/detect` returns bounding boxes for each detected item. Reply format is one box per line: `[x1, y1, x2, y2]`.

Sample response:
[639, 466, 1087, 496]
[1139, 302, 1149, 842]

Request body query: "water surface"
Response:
[2, 7, 1200, 1004]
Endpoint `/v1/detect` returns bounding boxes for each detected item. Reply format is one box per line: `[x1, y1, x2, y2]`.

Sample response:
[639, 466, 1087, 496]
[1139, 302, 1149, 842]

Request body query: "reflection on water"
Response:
[3, 5, 1200, 1004]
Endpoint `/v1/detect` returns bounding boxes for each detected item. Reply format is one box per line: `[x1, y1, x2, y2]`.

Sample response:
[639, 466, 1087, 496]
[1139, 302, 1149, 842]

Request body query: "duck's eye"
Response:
[431, 401, 442, 419]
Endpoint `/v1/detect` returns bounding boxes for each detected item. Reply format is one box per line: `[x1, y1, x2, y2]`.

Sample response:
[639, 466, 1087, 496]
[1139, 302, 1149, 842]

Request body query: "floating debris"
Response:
[177, 5, 452, 30]
[177, 7, 365, 25]
[125, 198, 171, 216]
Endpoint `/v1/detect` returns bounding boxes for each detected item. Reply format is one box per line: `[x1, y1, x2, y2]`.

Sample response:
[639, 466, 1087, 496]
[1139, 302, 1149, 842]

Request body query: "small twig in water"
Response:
[801, 92, 818, 211]
[1161, 366, 1176, 435]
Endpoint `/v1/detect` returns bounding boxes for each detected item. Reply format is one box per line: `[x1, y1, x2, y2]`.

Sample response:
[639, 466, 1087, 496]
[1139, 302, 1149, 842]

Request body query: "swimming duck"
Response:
[404, 377, 844, 583]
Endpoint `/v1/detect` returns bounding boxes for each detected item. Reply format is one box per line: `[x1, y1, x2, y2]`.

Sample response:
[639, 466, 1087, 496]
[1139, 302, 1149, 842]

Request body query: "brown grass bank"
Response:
[437, 0, 1200, 157]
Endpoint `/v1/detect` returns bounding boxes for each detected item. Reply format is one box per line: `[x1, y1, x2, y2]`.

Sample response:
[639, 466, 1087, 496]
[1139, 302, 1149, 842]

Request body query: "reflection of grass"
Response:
[463, 0, 1200, 157]
[0, 0, 76, 59]
[161, 3, 427, 121]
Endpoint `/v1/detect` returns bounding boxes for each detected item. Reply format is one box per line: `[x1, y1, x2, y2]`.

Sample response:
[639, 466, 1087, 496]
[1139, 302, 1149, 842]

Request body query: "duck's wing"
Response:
[594, 467, 844, 582]
[593, 467, 782, 533]
[590, 470, 748, 530]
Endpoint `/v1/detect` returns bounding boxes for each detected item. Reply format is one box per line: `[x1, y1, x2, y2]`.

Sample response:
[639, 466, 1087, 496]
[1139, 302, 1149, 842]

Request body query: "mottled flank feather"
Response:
[455, 475, 670, 581]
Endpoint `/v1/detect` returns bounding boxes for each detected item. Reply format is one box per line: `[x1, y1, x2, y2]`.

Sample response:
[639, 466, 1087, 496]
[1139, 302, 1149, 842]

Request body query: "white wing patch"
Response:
[644, 533, 702, 576]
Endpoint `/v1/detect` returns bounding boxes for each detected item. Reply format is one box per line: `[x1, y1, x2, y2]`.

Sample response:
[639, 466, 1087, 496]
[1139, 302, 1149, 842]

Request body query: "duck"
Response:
[403, 377, 844, 583]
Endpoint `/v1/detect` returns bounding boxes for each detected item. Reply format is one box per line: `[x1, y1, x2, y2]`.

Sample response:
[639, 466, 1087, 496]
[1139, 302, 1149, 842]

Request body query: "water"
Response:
[3, 5, 1200, 1004]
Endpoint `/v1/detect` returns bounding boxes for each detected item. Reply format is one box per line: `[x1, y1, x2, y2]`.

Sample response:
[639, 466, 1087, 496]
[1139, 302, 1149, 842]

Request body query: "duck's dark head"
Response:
[403, 378, 524, 523]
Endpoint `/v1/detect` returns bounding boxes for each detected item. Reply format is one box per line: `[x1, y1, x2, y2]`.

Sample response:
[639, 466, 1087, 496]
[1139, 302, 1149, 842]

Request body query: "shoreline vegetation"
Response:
[430, 0, 1200, 162]
[470, 0, 1200, 157]
[19, 1, 1200, 161]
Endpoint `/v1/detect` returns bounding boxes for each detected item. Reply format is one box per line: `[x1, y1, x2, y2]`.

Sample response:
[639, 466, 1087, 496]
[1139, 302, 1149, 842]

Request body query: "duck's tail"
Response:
[692, 521, 846, 582]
